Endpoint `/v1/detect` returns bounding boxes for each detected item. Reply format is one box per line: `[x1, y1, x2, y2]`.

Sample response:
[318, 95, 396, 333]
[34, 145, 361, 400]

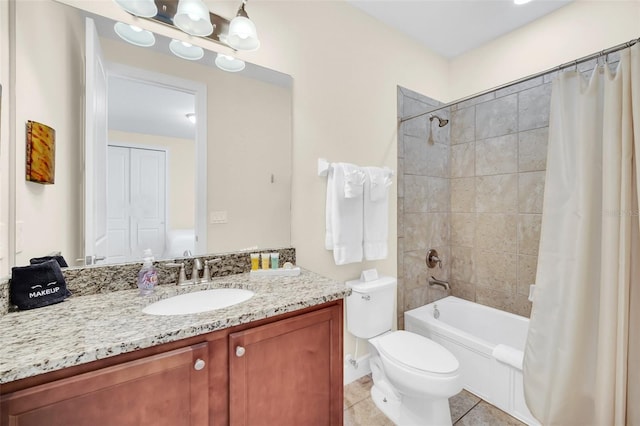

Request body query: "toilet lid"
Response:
[378, 331, 459, 374]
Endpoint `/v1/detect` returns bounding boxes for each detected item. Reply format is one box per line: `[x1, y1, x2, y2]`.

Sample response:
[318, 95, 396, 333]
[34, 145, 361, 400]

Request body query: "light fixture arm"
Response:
[236, 0, 249, 18]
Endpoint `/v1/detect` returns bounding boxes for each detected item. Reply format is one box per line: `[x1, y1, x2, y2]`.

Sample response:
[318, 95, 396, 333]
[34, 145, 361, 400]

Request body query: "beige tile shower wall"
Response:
[448, 78, 551, 317]
[399, 59, 622, 320]
[397, 87, 450, 328]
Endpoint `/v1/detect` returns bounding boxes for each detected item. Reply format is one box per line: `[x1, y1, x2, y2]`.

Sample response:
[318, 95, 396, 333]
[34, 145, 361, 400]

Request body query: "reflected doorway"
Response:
[107, 145, 167, 263]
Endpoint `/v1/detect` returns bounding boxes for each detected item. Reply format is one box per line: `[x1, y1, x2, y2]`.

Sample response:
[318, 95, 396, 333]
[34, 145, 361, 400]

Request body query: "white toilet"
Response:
[346, 276, 462, 426]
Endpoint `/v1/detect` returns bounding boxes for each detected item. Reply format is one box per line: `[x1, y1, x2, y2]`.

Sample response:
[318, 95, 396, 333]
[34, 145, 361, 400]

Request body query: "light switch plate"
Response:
[209, 210, 227, 224]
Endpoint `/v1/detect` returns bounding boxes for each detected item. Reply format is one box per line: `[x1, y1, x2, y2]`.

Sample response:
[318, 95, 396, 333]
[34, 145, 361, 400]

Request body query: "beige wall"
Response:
[108, 130, 196, 231]
[245, 2, 450, 358]
[448, 0, 640, 100]
[250, 1, 450, 283]
[13, 0, 84, 266]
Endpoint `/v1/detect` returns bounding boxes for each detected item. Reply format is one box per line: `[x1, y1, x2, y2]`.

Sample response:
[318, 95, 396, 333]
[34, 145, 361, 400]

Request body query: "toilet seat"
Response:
[377, 331, 459, 376]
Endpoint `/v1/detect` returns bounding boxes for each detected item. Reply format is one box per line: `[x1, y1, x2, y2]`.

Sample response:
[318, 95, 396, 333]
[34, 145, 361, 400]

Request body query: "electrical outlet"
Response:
[209, 210, 227, 224]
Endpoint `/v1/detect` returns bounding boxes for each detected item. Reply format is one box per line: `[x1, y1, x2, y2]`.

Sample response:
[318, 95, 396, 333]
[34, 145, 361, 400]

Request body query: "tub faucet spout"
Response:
[428, 276, 450, 291]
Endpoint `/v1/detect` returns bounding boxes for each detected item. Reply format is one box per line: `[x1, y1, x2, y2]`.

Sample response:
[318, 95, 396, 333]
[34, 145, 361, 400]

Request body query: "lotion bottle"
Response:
[138, 249, 158, 295]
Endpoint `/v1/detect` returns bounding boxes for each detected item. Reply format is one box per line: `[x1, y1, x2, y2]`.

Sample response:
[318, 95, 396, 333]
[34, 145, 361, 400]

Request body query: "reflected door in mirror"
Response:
[107, 145, 167, 263]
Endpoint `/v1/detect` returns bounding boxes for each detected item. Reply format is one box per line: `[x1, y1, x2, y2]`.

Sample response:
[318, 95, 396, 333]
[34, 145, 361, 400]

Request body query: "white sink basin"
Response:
[142, 288, 254, 316]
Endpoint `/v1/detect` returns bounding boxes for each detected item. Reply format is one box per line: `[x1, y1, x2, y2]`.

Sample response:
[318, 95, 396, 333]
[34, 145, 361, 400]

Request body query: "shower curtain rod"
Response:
[399, 36, 640, 124]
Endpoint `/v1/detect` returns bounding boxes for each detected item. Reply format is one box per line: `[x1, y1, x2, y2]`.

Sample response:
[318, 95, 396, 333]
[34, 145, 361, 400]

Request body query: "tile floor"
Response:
[344, 375, 525, 425]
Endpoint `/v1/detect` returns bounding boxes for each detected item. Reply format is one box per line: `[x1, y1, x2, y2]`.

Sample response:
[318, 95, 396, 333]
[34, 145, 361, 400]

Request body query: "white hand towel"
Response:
[326, 163, 363, 265]
[342, 163, 366, 198]
[368, 167, 392, 202]
[363, 167, 392, 260]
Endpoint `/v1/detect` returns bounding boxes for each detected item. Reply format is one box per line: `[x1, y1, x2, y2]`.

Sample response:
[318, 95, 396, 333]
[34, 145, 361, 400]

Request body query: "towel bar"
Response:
[317, 158, 395, 178]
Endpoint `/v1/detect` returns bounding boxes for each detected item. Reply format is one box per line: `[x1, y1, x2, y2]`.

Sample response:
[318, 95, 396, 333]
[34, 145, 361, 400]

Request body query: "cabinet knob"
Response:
[235, 346, 246, 357]
[194, 358, 206, 371]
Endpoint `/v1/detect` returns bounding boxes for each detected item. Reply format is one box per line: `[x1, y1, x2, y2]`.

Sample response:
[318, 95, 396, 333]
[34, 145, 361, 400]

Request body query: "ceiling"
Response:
[347, 0, 574, 58]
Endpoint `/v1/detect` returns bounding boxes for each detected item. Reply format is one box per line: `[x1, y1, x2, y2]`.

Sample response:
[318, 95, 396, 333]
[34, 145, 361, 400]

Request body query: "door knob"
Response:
[235, 346, 246, 357]
[194, 358, 206, 371]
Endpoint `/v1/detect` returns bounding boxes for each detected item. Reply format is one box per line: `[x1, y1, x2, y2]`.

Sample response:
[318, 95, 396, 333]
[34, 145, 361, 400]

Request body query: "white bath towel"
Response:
[491, 344, 524, 370]
[325, 163, 364, 265]
[363, 167, 392, 260]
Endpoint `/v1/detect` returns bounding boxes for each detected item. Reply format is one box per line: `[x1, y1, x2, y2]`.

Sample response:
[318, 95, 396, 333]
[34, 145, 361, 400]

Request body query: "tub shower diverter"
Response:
[142, 288, 254, 316]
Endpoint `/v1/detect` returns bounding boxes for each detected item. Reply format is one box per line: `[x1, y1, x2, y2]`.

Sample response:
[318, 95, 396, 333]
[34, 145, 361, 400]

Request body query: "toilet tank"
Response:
[346, 276, 397, 339]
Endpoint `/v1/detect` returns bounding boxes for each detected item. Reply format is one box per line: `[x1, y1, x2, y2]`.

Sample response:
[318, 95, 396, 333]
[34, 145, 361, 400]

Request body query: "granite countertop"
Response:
[0, 269, 349, 384]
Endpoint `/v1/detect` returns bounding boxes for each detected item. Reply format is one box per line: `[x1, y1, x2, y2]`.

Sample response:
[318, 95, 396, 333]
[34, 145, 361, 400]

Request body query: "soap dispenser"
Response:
[138, 249, 158, 295]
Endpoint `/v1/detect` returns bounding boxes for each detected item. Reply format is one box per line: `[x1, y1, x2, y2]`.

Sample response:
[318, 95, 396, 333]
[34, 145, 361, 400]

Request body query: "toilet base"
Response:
[371, 383, 401, 424]
[371, 382, 453, 426]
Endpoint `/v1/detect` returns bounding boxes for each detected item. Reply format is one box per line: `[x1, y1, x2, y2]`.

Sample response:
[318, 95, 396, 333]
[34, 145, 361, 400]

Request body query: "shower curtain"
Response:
[523, 43, 639, 426]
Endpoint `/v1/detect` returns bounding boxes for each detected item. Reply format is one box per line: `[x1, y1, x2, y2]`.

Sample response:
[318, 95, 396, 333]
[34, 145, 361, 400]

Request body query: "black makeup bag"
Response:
[29, 255, 69, 268]
[10, 260, 71, 310]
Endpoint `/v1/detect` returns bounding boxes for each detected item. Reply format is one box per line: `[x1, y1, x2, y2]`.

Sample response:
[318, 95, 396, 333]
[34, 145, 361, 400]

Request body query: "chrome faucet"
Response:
[428, 276, 450, 291]
[191, 258, 203, 284]
[166, 257, 221, 286]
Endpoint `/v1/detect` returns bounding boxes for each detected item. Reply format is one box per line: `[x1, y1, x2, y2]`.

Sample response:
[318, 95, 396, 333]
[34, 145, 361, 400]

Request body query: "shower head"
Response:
[429, 114, 449, 127]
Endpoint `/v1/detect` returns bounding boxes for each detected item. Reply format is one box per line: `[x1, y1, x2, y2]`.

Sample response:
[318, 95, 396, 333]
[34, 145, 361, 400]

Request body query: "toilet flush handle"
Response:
[361, 295, 371, 301]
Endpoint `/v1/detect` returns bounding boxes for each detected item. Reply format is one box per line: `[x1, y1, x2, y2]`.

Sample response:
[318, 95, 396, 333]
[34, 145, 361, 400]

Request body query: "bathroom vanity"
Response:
[0, 269, 347, 425]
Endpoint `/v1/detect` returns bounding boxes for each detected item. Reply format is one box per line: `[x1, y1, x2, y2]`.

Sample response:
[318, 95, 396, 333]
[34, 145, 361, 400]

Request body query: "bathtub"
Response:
[404, 296, 539, 426]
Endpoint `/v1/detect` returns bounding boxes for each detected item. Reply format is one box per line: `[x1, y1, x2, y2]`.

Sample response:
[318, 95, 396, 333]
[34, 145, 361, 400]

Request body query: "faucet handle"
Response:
[202, 258, 222, 282]
[426, 249, 442, 269]
[165, 262, 187, 285]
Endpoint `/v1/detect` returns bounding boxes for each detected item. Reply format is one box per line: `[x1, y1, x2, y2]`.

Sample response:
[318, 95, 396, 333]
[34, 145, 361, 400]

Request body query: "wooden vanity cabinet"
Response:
[0, 300, 343, 426]
[0, 343, 209, 426]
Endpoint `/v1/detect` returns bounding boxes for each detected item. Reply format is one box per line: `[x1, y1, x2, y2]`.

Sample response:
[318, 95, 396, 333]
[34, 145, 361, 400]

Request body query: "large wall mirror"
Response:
[12, 0, 292, 267]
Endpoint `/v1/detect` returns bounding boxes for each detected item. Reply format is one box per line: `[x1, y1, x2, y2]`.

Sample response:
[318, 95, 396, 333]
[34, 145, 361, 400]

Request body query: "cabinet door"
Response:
[229, 305, 343, 426]
[1, 343, 208, 426]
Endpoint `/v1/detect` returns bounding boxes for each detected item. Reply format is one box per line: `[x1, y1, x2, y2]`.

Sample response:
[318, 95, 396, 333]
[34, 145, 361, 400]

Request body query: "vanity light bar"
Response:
[131, 0, 231, 48]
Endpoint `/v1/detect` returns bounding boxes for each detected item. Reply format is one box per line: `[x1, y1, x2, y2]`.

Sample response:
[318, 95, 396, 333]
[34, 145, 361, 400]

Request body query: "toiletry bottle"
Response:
[270, 252, 279, 269]
[250, 253, 260, 270]
[261, 253, 270, 270]
[138, 249, 158, 295]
